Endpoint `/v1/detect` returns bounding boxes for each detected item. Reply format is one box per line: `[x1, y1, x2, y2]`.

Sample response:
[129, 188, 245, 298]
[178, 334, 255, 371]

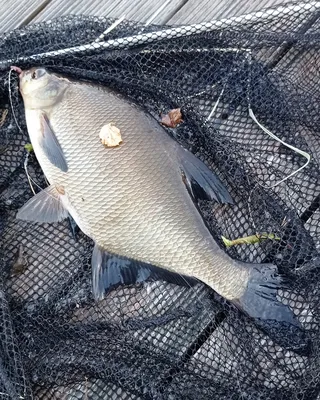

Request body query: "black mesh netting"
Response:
[0, 1, 320, 399]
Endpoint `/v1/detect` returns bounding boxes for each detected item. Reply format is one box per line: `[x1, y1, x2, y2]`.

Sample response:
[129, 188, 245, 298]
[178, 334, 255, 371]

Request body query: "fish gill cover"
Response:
[0, 1, 320, 399]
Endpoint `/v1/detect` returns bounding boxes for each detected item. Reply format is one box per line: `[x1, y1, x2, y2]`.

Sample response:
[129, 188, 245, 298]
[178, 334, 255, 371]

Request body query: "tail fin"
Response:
[233, 264, 310, 355]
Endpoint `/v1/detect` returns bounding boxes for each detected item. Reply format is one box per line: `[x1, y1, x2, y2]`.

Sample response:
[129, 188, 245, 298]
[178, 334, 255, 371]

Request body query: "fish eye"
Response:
[31, 68, 46, 80]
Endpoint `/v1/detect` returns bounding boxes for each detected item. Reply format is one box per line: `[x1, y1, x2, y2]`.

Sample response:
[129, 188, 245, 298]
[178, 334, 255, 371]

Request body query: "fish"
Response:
[15, 66, 299, 327]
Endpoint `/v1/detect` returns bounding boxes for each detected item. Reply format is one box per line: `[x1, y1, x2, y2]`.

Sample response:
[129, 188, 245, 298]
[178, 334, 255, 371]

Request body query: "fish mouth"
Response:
[10, 65, 24, 78]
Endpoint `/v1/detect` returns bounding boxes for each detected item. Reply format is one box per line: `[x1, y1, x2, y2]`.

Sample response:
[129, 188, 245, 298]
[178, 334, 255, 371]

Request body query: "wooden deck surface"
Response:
[2, 0, 290, 33]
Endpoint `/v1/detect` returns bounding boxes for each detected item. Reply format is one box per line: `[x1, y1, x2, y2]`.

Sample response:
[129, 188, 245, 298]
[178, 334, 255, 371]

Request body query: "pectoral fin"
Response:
[40, 113, 68, 172]
[91, 244, 198, 301]
[16, 185, 68, 223]
[177, 146, 233, 204]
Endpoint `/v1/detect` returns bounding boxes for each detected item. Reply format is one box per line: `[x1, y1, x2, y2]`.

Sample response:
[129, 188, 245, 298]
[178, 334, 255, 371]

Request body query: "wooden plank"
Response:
[169, 0, 293, 24]
[0, 0, 49, 34]
[32, 0, 186, 24]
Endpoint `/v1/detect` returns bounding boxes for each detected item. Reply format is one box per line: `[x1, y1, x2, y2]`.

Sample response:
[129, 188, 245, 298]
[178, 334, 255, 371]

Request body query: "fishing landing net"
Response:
[0, 1, 320, 398]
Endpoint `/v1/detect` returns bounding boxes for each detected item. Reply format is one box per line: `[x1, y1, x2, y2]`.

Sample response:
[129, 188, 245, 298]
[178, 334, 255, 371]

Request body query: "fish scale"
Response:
[25, 77, 248, 299]
[17, 68, 301, 331]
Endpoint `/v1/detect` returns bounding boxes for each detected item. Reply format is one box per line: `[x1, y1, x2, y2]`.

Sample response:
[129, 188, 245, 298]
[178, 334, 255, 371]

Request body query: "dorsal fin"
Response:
[176, 146, 233, 204]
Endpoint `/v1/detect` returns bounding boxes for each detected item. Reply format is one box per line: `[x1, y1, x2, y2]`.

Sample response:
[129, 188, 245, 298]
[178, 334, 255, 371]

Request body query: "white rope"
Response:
[94, 16, 126, 42]
[0, 0, 318, 67]
[23, 152, 36, 195]
[8, 69, 23, 134]
[249, 107, 311, 188]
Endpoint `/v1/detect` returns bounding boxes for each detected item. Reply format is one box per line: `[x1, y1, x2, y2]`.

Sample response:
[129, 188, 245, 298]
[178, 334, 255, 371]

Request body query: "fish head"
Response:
[19, 67, 69, 109]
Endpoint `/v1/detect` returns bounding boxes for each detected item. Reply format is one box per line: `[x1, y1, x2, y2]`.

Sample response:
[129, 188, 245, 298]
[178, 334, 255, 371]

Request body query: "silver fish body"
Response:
[16, 67, 299, 327]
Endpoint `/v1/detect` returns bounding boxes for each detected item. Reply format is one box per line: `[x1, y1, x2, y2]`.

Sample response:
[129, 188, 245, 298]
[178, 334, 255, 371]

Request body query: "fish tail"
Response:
[233, 264, 310, 354]
[233, 264, 295, 323]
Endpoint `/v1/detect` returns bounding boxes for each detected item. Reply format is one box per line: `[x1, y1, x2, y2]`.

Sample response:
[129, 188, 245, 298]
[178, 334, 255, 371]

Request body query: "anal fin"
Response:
[91, 244, 198, 301]
[16, 185, 68, 223]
